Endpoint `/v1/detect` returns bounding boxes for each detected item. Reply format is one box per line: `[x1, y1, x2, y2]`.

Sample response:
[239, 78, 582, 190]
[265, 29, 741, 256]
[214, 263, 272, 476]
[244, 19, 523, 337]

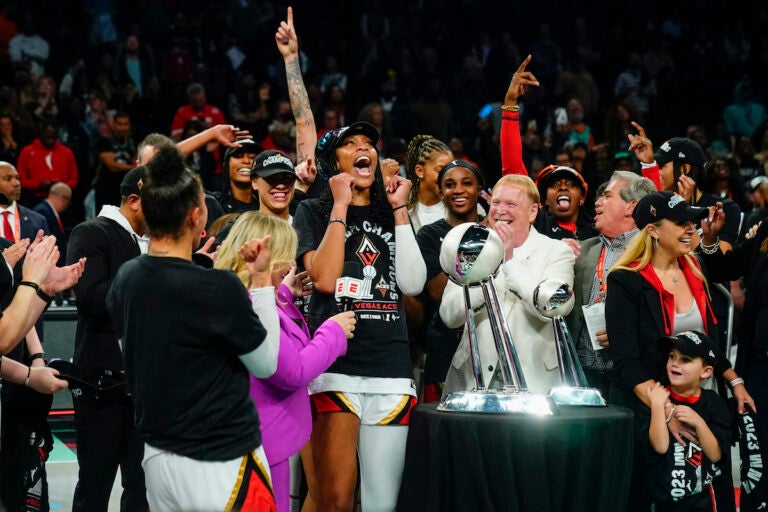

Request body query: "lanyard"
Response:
[595, 246, 607, 302]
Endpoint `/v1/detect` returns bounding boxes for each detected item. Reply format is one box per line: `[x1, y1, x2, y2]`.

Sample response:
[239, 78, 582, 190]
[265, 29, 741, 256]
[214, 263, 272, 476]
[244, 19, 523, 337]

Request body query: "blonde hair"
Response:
[492, 174, 540, 204]
[214, 211, 297, 287]
[610, 223, 708, 287]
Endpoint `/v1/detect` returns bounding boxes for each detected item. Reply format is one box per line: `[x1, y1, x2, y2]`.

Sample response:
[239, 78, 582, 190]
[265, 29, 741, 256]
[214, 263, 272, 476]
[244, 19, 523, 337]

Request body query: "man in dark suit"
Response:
[566, 170, 655, 397]
[0, 161, 50, 243]
[66, 166, 149, 512]
[33, 182, 71, 265]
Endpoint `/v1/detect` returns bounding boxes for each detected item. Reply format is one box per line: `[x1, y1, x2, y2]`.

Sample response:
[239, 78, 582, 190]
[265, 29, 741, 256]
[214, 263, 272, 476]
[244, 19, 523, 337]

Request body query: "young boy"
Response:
[642, 330, 732, 512]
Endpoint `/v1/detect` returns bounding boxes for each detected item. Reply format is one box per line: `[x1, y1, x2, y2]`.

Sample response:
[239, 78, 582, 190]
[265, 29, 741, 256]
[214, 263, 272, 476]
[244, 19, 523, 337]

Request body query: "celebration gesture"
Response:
[329, 173, 356, 207]
[239, 236, 272, 288]
[21, 235, 59, 285]
[2, 238, 31, 268]
[627, 122, 654, 165]
[275, 7, 298, 58]
[384, 174, 411, 208]
[282, 262, 313, 298]
[504, 55, 540, 106]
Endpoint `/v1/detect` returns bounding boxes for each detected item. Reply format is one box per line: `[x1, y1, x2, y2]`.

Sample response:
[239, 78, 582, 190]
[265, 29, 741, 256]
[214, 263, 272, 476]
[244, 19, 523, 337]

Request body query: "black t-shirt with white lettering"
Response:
[107, 255, 266, 461]
[295, 199, 411, 379]
[637, 388, 731, 506]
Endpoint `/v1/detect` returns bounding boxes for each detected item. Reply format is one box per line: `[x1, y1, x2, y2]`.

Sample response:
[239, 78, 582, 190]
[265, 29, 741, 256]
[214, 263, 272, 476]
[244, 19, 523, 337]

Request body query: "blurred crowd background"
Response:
[1, 0, 767, 224]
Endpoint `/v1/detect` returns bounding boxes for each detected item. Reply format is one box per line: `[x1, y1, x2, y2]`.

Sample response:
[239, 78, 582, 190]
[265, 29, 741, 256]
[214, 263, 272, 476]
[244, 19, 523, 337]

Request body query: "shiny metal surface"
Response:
[437, 222, 552, 414]
[533, 279, 606, 407]
[440, 223, 504, 286]
[548, 386, 607, 406]
[437, 390, 554, 415]
[533, 279, 575, 318]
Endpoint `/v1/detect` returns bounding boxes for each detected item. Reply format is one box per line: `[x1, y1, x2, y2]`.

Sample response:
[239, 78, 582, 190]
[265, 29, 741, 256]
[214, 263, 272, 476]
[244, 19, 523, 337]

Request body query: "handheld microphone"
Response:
[335, 261, 363, 312]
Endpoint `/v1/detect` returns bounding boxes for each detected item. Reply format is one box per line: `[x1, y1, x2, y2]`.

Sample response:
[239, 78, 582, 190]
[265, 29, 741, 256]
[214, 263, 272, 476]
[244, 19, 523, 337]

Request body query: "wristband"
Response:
[328, 218, 347, 229]
[19, 281, 54, 304]
[24, 365, 31, 387]
[729, 377, 745, 388]
[665, 405, 676, 424]
[29, 352, 47, 365]
[392, 204, 407, 212]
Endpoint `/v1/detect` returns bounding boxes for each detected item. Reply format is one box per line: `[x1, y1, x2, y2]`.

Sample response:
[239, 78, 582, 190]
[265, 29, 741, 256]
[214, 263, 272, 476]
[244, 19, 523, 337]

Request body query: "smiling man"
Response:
[566, 171, 655, 396]
[440, 174, 576, 395]
[250, 149, 297, 223]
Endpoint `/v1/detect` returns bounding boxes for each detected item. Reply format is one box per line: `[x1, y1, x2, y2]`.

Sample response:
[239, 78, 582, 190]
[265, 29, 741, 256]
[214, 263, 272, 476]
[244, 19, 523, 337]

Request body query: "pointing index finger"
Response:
[630, 121, 646, 138]
[287, 6, 294, 27]
[516, 54, 532, 74]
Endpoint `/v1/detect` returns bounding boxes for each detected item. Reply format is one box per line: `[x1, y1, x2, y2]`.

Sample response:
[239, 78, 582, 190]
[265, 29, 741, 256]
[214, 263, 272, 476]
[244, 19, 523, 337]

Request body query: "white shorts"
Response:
[310, 391, 417, 426]
[142, 444, 275, 512]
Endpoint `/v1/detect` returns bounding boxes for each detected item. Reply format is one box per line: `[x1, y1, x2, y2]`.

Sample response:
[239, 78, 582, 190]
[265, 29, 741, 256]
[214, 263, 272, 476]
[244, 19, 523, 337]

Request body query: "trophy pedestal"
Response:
[548, 386, 606, 406]
[437, 390, 553, 415]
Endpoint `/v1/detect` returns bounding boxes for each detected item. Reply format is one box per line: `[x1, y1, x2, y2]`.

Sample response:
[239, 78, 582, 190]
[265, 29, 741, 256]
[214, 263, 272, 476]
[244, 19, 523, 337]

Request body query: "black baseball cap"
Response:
[632, 191, 708, 229]
[660, 330, 718, 366]
[120, 165, 146, 197]
[224, 139, 262, 161]
[251, 150, 296, 178]
[655, 137, 707, 168]
[316, 121, 380, 178]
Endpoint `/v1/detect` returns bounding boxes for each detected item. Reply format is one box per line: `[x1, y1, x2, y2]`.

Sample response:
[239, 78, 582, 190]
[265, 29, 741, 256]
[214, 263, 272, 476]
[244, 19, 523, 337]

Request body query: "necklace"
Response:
[653, 265, 680, 286]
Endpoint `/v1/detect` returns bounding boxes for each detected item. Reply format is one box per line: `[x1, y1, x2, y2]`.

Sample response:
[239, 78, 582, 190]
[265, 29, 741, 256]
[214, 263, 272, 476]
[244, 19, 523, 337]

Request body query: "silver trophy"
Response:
[436, 223, 553, 415]
[533, 280, 606, 406]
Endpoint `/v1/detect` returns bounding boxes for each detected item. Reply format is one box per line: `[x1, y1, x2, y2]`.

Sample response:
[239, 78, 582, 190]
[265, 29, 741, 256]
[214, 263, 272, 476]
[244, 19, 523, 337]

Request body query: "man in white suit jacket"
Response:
[440, 175, 575, 396]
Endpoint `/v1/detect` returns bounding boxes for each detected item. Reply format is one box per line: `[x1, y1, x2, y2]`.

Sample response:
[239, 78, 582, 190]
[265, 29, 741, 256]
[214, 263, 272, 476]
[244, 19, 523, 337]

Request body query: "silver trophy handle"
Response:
[463, 284, 486, 391]
[534, 279, 606, 406]
[484, 275, 528, 392]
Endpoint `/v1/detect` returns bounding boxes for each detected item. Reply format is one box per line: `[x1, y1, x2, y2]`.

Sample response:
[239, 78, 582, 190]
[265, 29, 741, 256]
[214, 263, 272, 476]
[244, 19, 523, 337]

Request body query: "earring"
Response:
[653, 237, 659, 248]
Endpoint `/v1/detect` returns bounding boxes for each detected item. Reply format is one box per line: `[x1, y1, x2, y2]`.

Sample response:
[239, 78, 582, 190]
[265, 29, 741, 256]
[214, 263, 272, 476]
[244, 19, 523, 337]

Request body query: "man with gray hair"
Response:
[566, 170, 656, 396]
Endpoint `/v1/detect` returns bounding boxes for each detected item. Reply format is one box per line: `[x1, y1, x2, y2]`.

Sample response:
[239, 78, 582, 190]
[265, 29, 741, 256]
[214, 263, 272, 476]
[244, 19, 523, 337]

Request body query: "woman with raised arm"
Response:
[293, 120, 426, 512]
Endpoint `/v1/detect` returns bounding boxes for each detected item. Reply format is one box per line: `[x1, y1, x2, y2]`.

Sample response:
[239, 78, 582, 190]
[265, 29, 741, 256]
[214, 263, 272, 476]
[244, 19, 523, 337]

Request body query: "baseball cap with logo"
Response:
[655, 137, 707, 169]
[659, 330, 719, 366]
[251, 150, 297, 178]
[632, 190, 708, 229]
[120, 165, 146, 197]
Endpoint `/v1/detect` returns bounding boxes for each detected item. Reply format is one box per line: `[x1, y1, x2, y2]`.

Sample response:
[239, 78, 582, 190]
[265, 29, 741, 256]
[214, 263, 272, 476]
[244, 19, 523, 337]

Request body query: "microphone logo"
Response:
[335, 276, 363, 311]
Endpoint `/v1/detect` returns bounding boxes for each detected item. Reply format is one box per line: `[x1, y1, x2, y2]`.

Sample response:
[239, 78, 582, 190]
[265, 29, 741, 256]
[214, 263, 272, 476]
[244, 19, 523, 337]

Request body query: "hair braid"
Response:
[405, 135, 451, 208]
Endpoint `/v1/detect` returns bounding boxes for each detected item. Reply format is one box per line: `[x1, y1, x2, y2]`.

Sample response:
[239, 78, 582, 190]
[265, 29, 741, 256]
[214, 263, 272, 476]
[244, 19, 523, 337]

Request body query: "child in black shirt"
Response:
[642, 331, 732, 512]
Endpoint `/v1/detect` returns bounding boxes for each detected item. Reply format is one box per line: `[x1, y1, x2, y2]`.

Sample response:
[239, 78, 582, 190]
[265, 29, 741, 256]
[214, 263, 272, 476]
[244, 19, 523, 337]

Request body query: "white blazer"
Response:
[440, 227, 575, 396]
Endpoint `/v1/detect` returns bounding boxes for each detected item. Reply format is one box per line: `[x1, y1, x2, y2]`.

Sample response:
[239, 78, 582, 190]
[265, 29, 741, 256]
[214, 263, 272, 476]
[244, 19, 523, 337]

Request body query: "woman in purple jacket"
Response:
[215, 211, 356, 512]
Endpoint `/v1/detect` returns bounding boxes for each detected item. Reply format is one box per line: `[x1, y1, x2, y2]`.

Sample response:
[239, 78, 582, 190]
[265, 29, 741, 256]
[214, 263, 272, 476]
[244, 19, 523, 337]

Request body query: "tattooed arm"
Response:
[276, 7, 317, 192]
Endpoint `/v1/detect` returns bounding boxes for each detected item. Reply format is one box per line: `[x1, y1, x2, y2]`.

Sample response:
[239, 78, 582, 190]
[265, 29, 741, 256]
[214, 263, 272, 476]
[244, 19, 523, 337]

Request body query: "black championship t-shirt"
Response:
[106, 255, 267, 461]
[637, 388, 732, 506]
[294, 199, 411, 379]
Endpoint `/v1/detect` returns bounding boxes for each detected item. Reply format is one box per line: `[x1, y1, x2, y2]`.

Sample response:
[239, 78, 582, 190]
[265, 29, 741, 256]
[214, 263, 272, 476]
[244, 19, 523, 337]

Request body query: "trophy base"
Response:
[548, 386, 606, 406]
[437, 390, 554, 415]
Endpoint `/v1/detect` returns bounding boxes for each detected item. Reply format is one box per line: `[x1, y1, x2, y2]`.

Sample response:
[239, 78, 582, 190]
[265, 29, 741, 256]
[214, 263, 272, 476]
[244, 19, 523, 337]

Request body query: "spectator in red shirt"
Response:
[170, 83, 226, 178]
[170, 83, 226, 140]
[16, 117, 78, 205]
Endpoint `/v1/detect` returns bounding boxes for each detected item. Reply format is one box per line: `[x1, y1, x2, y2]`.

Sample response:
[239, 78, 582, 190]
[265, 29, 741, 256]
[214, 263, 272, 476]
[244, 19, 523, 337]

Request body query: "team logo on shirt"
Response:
[357, 236, 380, 267]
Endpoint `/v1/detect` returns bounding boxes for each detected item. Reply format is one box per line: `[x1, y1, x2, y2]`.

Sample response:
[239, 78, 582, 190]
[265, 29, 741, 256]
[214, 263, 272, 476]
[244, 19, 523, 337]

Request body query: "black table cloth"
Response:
[397, 403, 634, 512]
